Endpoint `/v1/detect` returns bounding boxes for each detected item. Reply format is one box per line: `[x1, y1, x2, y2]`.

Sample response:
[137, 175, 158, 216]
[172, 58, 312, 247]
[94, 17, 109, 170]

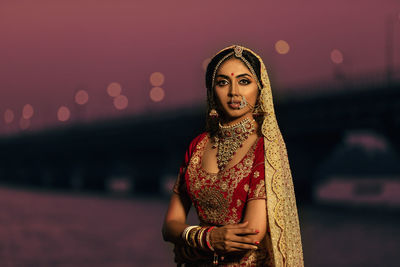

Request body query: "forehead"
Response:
[216, 58, 251, 75]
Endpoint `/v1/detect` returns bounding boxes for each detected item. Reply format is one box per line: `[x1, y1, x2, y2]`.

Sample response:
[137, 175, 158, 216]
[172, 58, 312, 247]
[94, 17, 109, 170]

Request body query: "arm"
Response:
[162, 192, 191, 245]
[242, 198, 267, 244]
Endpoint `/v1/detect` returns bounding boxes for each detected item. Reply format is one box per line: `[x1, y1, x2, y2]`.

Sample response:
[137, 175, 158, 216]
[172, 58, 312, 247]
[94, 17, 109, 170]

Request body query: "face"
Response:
[214, 58, 259, 123]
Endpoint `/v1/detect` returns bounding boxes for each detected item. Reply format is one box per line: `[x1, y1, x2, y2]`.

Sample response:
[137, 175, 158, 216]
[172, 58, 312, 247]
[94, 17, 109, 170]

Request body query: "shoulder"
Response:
[186, 132, 208, 155]
[253, 136, 265, 167]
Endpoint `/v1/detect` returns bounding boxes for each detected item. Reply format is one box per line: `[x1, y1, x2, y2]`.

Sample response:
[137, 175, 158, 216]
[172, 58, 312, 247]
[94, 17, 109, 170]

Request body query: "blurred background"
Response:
[1, 0, 400, 266]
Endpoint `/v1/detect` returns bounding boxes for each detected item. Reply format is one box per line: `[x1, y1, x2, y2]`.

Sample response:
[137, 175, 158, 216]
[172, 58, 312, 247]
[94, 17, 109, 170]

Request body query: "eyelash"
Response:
[216, 79, 251, 86]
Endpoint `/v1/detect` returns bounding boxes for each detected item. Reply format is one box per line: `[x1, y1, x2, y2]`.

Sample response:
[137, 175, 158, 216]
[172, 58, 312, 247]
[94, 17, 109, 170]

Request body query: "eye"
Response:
[239, 79, 251, 85]
[216, 79, 229, 86]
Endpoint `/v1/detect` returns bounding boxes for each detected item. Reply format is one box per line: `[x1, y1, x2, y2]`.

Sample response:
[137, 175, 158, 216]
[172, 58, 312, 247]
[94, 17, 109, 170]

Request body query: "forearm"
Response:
[242, 199, 267, 243]
[162, 220, 188, 245]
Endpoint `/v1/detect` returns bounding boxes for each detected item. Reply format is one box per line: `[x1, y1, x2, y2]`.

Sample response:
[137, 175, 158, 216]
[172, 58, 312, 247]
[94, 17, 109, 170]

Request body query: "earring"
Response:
[209, 109, 219, 118]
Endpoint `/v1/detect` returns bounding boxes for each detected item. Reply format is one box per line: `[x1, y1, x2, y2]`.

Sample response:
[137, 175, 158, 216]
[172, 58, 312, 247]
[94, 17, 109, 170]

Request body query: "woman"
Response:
[162, 45, 304, 266]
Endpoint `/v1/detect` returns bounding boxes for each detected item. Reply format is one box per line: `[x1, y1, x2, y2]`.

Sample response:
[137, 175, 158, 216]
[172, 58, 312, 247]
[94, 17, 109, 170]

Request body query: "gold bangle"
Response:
[188, 226, 200, 248]
[182, 226, 198, 246]
[199, 227, 208, 250]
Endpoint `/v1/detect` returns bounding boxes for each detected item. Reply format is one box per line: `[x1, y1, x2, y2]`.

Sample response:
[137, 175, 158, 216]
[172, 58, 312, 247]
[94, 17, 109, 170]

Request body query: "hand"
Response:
[210, 221, 259, 254]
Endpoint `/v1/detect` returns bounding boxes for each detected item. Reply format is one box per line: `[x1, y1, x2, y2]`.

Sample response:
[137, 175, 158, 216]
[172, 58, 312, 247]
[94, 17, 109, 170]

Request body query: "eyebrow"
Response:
[216, 73, 253, 79]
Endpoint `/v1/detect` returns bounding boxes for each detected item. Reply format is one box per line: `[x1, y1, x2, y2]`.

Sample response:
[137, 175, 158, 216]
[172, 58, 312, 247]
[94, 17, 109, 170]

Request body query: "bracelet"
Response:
[197, 227, 207, 250]
[205, 226, 215, 252]
[188, 226, 201, 248]
[182, 225, 198, 244]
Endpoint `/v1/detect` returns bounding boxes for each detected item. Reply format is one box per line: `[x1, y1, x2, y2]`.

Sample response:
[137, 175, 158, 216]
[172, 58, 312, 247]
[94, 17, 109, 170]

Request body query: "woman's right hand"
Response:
[210, 221, 259, 254]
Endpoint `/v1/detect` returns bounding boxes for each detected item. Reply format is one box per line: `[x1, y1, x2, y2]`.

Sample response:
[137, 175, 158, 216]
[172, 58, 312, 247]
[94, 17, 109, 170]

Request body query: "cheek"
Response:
[214, 89, 226, 105]
[245, 88, 259, 104]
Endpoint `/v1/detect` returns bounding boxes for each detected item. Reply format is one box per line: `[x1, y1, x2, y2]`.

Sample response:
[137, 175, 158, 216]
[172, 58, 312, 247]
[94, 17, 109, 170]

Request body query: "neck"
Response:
[218, 116, 256, 139]
[220, 113, 254, 127]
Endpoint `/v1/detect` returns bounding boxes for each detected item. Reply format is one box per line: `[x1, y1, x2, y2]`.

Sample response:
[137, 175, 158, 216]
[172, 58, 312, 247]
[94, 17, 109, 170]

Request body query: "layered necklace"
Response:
[213, 117, 256, 171]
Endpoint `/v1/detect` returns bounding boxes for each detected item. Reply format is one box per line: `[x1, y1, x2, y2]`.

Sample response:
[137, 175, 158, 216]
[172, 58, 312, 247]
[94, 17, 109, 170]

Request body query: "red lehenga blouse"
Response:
[174, 133, 272, 266]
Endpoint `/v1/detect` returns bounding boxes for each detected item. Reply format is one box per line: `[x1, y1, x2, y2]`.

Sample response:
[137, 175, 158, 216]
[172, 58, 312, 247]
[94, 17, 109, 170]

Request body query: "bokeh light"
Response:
[113, 95, 128, 110]
[275, 40, 290, 54]
[202, 58, 211, 71]
[150, 87, 165, 102]
[4, 109, 14, 124]
[57, 106, 71, 122]
[107, 82, 122, 97]
[150, 72, 165, 87]
[75, 90, 89, 105]
[19, 117, 30, 130]
[331, 49, 344, 64]
[22, 104, 34, 119]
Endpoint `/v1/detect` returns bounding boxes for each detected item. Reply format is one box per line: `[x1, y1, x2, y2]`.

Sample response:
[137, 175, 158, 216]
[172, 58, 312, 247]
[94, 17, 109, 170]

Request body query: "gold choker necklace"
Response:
[213, 117, 256, 170]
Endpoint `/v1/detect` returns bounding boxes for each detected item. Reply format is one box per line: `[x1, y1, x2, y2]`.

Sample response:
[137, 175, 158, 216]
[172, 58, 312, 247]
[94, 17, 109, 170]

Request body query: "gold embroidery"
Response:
[221, 181, 228, 191]
[244, 184, 249, 192]
[244, 157, 252, 167]
[196, 187, 229, 224]
[237, 199, 241, 207]
[192, 156, 200, 165]
[253, 179, 266, 199]
[186, 135, 258, 225]
[253, 170, 260, 178]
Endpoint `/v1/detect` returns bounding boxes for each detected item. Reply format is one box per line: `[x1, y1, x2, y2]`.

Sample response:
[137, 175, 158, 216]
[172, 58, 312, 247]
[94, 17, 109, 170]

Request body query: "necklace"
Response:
[213, 117, 256, 171]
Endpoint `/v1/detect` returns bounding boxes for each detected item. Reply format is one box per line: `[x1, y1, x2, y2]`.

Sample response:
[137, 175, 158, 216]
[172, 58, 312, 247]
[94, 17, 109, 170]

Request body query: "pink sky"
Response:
[0, 0, 399, 134]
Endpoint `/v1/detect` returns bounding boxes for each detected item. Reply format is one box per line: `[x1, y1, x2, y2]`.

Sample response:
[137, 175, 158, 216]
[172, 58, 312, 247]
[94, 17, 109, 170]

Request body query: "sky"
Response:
[0, 0, 399, 135]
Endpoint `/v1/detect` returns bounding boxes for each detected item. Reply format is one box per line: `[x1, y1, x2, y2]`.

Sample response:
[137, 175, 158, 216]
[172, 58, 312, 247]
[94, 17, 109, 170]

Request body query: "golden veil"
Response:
[210, 45, 304, 267]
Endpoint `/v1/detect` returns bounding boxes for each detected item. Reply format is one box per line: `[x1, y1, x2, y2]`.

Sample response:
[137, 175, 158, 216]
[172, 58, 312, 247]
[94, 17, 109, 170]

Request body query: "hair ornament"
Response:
[234, 45, 243, 58]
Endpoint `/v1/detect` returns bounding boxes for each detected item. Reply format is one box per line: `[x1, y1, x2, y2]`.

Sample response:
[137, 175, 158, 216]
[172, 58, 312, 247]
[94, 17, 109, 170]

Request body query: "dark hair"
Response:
[205, 47, 263, 137]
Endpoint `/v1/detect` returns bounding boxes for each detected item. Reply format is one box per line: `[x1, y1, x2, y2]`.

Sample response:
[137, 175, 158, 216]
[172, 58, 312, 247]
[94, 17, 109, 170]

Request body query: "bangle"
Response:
[182, 226, 198, 244]
[197, 227, 207, 250]
[205, 226, 216, 252]
[188, 226, 201, 247]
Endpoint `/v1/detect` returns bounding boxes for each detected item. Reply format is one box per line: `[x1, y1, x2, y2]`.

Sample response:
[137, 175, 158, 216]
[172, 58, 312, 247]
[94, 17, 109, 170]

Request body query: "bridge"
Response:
[0, 80, 399, 202]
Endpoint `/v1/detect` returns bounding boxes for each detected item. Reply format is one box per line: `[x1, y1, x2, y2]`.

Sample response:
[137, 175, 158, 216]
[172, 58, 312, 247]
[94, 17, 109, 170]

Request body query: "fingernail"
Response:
[254, 241, 260, 245]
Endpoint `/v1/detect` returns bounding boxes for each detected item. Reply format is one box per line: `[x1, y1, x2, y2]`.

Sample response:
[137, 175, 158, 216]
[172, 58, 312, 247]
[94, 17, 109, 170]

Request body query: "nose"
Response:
[229, 81, 240, 96]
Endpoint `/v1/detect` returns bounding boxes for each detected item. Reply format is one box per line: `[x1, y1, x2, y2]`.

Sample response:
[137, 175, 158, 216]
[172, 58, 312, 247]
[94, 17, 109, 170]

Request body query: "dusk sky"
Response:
[0, 0, 399, 135]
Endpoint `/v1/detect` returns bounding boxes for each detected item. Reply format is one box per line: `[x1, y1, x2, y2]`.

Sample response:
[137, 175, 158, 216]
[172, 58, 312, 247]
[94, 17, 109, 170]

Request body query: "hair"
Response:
[205, 47, 264, 137]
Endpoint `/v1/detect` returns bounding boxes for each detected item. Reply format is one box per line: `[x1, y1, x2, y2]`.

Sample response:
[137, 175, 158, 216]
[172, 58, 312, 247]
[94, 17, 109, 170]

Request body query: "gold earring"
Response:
[209, 109, 219, 118]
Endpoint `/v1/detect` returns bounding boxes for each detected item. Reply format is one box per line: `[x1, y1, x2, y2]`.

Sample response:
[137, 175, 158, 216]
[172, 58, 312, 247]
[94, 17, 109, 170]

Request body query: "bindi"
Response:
[231, 73, 234, 76]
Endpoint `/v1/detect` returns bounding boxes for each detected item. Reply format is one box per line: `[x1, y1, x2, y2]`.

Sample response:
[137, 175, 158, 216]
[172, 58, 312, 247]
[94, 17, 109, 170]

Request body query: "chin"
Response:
[223, 110, 251, 121]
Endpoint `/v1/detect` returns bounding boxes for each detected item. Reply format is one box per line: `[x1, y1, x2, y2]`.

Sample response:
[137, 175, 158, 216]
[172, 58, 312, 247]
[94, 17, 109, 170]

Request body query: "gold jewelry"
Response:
[205, 45, 304, 266]
[213, 117, 256, 170]
[188, 226, 200, 247]
[211, 45, 262, 90]
[209, 109, 219, 118]
[182, 225, 197, 243]
[197, 227, 207, 249]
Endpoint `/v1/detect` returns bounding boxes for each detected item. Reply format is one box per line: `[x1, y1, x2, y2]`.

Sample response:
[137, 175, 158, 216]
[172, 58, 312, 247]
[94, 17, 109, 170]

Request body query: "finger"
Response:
[231, 227, 259, 235]
[229, 241, 259, 251]
[229, 235, 259, 245]
[226, 244, 258, 252]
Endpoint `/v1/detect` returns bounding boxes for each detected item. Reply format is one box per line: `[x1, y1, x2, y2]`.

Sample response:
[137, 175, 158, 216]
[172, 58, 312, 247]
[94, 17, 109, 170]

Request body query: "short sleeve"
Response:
[247, 138, 267, 201]
[247, 162, 266, 201]
[173, 133, 206, 195]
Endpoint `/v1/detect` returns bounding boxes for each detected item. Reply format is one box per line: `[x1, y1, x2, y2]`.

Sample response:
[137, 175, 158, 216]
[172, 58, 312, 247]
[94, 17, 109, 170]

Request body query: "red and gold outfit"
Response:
[174, 133, 273, 266]
[170, 45, 304, 267]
